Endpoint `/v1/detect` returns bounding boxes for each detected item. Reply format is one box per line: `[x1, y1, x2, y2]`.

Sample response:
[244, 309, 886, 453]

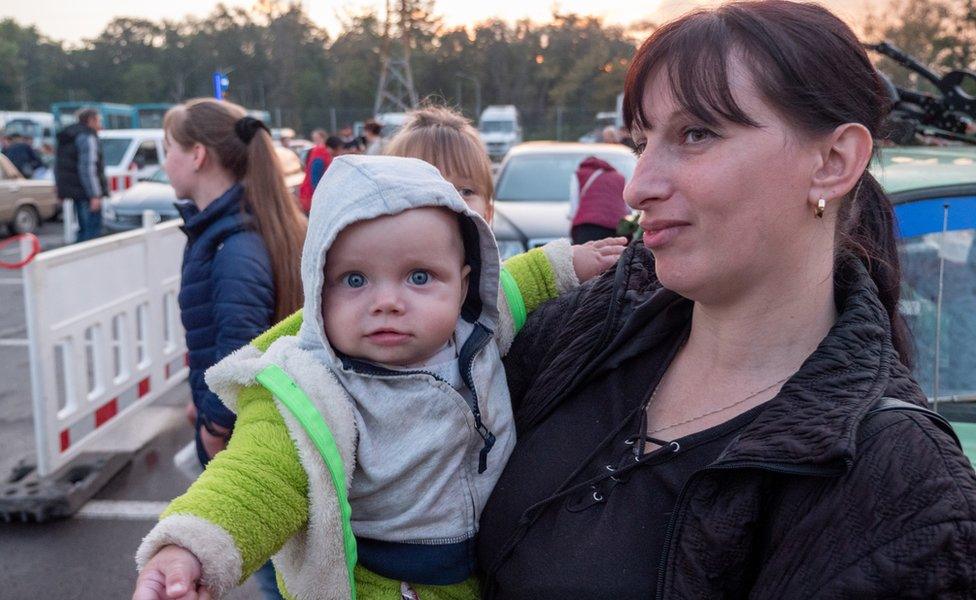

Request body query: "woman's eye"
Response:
[409, 270, 430, 285]
[344, 273, 367, 288]
[682, 127, 713, 144]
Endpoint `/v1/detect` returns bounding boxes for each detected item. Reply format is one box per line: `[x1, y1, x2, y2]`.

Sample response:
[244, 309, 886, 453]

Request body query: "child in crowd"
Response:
[134, 155, 625, 600]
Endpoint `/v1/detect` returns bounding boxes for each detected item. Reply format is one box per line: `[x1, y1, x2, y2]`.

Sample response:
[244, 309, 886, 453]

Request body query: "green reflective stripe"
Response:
[499, 267, 527, 333]
[255, 365, 357, 600]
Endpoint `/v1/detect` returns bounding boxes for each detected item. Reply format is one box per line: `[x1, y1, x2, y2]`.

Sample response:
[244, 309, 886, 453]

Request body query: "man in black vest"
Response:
[55, 108, 108, 242]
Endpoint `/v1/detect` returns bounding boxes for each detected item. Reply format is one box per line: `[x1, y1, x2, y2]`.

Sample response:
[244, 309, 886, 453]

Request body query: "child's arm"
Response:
[496, 237, 626, 354]
[135, 386, 309, 598]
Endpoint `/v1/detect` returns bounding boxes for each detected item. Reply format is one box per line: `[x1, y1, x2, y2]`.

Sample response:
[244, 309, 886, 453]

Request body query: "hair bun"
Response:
[235, 116, 269, 144]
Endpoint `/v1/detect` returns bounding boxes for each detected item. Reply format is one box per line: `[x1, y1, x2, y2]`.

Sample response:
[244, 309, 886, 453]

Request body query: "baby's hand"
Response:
[572, 237, 628, 282]
[133, 545, 208, 600]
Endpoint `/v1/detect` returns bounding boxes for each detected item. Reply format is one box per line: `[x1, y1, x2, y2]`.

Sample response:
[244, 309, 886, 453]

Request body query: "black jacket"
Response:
[479, 241, 976, 598]
[55, 123, 107, 200]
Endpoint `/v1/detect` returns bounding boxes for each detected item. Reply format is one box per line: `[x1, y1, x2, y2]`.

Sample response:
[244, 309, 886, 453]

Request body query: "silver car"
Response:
[493, 142, 637, 258]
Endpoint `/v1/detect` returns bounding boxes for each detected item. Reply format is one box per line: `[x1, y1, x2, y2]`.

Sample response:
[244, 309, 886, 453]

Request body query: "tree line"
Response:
[0, 0, 973, 139]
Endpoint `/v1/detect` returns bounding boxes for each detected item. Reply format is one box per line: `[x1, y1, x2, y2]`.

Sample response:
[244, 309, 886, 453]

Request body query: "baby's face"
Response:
[322, 207, 471, 367]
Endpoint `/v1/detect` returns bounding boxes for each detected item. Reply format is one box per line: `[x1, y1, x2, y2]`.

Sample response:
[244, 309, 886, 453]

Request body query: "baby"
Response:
[134, 155, 622, 600]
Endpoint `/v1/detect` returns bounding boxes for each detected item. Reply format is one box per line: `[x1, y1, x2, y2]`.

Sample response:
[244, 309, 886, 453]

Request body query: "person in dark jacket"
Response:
[568, 155, 630, 244]
[476, 2, 976, 598]
[55, 108, 108, 242]
[2, 134, 45, 177]
[162, 98, 307, 600]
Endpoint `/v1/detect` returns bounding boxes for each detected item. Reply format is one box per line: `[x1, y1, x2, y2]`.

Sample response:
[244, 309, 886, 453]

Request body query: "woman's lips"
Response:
[366, 330, 411, 346]
[641, 220, 690, 249]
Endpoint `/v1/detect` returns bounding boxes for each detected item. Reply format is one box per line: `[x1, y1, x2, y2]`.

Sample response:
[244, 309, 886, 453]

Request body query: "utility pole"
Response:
[374, 0, 419, 116]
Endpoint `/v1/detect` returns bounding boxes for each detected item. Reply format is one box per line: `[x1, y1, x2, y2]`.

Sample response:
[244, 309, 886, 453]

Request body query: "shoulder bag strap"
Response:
[866, 396, 962, 449]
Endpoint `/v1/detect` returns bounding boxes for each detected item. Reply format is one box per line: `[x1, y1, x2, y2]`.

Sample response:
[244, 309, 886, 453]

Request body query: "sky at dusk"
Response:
[3, 0, 873, 45]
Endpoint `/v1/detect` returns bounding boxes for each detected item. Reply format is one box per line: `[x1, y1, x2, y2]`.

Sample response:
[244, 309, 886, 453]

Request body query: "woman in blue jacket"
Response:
[162, 98, 306, 598]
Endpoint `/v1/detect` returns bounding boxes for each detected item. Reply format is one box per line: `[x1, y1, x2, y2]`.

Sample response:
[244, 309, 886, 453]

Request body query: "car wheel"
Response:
[11, 205, 40, 235]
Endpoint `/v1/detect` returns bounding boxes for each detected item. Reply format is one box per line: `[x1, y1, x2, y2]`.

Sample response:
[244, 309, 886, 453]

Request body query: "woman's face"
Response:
[163, 131, 199, 200]
[623, 60, 824, 304]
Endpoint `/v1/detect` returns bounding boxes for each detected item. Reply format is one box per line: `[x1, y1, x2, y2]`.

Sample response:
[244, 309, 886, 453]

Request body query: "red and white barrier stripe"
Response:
[164, 353, 190, 380]
[59, 377, 151, 453]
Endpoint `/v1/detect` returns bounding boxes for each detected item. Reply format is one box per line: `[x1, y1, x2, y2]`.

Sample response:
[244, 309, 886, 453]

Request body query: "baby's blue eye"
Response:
[344, 273, 367, 288]
[409, 270, 430, 285]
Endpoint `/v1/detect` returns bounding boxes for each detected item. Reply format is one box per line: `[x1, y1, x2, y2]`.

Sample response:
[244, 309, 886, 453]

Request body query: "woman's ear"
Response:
[192, 143, 208, 172]
[809, 123, 873, 213]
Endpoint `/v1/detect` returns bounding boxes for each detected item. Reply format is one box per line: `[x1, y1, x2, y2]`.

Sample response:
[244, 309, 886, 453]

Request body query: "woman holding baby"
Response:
[476, 1, 976, 598]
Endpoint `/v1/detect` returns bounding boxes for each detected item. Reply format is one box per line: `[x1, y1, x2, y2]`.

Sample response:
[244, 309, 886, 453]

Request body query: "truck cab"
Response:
[478, 105, 522, 161]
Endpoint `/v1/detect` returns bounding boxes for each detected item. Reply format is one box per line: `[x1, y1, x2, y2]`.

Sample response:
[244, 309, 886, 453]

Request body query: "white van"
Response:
[98, 129, 166, 195]
[479, 105, 522, 161]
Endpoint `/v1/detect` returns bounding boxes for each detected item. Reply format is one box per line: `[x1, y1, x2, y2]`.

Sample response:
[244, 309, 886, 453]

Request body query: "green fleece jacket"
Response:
[136, 244, 579, 600]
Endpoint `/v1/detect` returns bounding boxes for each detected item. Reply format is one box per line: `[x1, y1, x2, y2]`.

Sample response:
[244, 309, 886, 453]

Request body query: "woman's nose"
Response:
[623, 148, 673, 211]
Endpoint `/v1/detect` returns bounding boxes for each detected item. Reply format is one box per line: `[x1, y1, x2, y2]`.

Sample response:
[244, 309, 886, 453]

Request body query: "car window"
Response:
[106, 113, 132, 130]
[481, 121, 514, 133]
[496, 151, 637, 202]
[100, 138, 132, 167]
[133, 140, 160, 168]
[896, 196, 976, 399]
[147, 168, 169, 183]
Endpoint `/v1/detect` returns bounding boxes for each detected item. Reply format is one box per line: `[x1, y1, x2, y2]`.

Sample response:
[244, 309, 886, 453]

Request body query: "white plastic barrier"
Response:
[22, 214, 188, 476]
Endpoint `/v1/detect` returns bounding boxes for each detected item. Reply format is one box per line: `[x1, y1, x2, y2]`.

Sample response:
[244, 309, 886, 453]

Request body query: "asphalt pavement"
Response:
[0, 221, 260, 599]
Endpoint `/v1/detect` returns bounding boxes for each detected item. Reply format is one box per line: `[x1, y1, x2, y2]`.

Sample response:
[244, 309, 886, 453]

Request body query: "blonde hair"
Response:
[164, 99, 307, 321]
[384, 105, 494, 208]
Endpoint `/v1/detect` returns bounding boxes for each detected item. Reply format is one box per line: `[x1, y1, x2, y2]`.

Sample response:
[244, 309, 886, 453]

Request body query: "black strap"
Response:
[865, 397, 962, 449]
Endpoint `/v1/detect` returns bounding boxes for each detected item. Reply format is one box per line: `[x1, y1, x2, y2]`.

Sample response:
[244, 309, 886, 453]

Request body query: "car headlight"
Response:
[496, 239, 527, 260]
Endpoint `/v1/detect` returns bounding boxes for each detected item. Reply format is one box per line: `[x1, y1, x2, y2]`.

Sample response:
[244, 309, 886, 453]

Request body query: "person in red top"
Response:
[568, 156, 631, 244]
[298, 128, 334, 213]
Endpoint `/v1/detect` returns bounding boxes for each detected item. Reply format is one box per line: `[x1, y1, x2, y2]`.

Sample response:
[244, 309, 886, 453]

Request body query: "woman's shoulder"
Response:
[854, 405, 976, 520]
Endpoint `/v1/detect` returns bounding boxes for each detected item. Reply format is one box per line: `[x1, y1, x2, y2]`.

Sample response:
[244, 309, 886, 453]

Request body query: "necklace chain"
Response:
[645, 375, 790, 436]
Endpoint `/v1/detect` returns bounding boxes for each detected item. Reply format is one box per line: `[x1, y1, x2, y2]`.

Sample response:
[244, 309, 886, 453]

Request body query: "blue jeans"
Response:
[73, 198, 102, 242]
[195, 419, 283, 600]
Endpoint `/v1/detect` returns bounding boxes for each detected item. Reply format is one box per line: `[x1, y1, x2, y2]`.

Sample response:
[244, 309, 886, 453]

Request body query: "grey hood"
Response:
[296, 154, 501, 366]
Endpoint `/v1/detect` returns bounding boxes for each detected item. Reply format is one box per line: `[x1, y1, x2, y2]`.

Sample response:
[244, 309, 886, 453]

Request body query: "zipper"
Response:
[654, 460, 847, 600]
[343, 330, 497, 474]
[458, 326, 495, 473]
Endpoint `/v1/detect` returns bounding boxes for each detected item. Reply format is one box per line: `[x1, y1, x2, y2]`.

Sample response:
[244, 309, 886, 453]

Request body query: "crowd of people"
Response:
[49, 2, 976, 599]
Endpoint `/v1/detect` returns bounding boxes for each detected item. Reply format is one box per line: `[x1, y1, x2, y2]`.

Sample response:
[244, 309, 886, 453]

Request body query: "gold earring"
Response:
[815, 197, 826, 219]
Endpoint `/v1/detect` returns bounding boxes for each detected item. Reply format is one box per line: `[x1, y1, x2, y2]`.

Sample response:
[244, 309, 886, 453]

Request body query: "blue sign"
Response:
[212, 72, 230, 100]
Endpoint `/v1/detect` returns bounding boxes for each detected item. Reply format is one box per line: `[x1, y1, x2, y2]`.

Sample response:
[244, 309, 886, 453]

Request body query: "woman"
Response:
[163, 98, 306, 599]
[476, 2, 976, 598]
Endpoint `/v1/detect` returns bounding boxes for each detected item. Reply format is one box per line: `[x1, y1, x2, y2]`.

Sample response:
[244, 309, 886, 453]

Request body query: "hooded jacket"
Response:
[136, 156, 580, 599]
[569, 156, 629, 231]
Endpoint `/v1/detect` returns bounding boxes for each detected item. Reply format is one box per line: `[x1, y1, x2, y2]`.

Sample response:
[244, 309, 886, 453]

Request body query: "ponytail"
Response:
[838, 171, 913, 367]
[164, 99, 306, 322]
[242, 129, 307, 321]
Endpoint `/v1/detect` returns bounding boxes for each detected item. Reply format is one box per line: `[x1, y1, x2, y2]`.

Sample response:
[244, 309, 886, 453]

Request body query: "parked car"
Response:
[879, 145, 976, 409]
[103, 146, 305, 232]
[491, 142, 637, 258]
[98, 129, 166, 194]
[0, 153, 58, 234]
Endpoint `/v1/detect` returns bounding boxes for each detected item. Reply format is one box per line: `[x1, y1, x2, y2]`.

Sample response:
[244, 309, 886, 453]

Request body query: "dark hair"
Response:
[76, 108, 100, 127]
[164, 99, 307, 321]
[325, 135, 343, 150]
[364, 121, 383, 136]
[623, 0, 911, 366]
